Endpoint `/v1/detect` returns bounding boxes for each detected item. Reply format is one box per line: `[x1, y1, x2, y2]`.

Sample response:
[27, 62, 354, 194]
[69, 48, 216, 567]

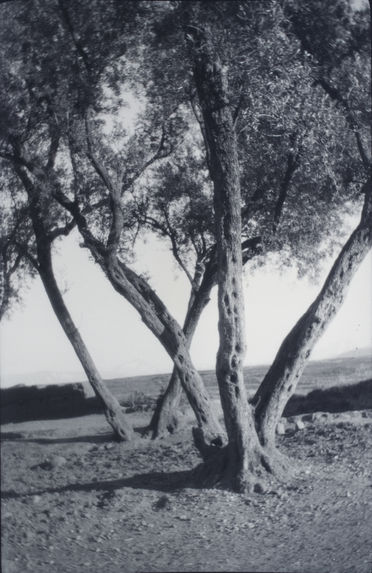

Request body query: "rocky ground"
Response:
[1, 409, 372, 573]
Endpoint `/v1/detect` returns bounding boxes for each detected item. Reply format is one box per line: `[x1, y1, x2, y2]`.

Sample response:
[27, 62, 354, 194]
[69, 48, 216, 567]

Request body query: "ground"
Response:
[1, 406, 372, 573]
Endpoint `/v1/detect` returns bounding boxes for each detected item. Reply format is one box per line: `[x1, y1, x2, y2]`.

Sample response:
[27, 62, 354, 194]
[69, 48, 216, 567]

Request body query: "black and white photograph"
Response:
[0, 0, 371, 572]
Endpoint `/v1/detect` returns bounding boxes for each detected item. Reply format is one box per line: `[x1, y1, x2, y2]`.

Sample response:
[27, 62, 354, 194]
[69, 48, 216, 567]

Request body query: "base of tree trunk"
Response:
[191, 442, 294, 493]
[192, 426, 227, 462]
[144, 411, 183, 439]
[146, 371, 184, 439]
[105, 408, 135, 442]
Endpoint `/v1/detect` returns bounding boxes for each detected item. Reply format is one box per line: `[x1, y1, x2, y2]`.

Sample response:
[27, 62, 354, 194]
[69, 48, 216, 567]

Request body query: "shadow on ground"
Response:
[1, 469, 193, 500]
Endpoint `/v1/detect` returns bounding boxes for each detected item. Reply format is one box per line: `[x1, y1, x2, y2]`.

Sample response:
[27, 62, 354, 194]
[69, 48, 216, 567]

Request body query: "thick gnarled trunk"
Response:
[188, 21, 280, 491]
[254, 177, 372, 448]
[149, 239, 262, 439]
[53, 185, 226, 451]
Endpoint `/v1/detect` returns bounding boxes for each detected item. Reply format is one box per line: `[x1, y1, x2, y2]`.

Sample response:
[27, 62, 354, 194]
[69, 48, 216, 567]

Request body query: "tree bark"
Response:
[148, 258, 216, 438]
[254, 176, 372, 448]
[35, 241, 134, 441]
[187, 21, 280, 491]
[103, 254, 226, 450]
[13, 165, 135, 441]
[148, 237, 261, 439]
[52, 183, 227, 452]
[0, 257, 10, 321]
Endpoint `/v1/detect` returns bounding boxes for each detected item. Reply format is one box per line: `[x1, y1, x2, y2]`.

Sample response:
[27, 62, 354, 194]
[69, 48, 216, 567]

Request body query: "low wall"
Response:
[1, 377, 371, 425]
[0, 383, 101, 424]
[284, 378, 372, 417]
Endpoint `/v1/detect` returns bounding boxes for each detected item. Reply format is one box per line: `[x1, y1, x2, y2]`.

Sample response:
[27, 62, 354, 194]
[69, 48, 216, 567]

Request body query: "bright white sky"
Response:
[1, 221, 371, 387]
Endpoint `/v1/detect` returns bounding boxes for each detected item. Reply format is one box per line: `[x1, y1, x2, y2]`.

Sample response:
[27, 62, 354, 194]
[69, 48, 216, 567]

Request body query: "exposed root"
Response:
[105, 410, 134, 442]
[191, 442, 296, 494]
[260, 446, 296, 481]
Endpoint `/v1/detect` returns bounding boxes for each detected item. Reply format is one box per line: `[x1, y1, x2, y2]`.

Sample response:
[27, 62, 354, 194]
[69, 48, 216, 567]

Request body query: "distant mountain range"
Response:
[1, 346, 371, 388]
[1, 370, 86, 389]
[337, 347, 372, 359]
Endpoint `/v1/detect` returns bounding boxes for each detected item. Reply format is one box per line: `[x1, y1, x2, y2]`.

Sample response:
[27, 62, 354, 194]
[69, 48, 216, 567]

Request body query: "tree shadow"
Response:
[0, 432, 113, 444]
[1, 469, 194, 500]
[0, 426, 147, 445]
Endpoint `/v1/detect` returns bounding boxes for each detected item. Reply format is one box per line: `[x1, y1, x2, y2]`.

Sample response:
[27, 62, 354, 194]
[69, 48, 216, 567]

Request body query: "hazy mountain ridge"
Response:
[2, 347, 371, 390]
[337, 346, 372, 359]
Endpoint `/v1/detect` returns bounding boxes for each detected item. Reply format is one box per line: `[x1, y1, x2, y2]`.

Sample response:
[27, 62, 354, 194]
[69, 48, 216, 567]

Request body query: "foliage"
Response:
[0, 0, 369, 315]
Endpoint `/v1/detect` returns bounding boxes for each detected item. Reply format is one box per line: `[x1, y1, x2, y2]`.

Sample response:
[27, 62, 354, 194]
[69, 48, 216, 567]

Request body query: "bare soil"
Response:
[1, 409, 372, 573]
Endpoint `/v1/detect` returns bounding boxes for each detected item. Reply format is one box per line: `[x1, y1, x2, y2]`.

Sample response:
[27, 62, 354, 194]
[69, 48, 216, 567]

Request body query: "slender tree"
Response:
[0, 159, 134, 441]
[251, 0, 372, 447]
[254, 174, 372, 446]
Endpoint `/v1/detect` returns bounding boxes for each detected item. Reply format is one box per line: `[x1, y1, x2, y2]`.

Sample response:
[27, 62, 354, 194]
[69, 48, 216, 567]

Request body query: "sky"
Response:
[1, 219, 371, 387]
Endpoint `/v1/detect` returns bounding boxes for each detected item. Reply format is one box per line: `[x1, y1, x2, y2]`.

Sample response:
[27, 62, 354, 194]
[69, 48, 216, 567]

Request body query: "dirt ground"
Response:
[1, 408, 372, 573]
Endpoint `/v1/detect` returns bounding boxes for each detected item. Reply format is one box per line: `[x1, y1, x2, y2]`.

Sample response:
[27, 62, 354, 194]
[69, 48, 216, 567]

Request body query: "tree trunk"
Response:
[0, 257, 9, 321]
[254, 176, 372, 448]
[53, 175, 226, 452]
[148, 260, 216, 438]
[104, 255, 226, 451]
[27, 208, 134, 441]
[187, 21, 283, 491]
[149, 367, 184, 438]
[37, 244, 134, 441]
[148, 239, 262, 439]
[12, 160, 134, 441]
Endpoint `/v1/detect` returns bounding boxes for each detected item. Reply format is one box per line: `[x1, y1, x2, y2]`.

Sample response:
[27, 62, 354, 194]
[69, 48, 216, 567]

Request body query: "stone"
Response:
[50, 455, 67, 468]
[253, 482, 267, 494]
[276, 422, 286, 435]
[295, 419, 305, 431]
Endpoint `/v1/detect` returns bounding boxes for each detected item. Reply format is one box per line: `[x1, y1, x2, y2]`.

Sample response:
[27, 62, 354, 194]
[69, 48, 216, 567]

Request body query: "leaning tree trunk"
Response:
[38, 246, 134, 441]
[254, 176, 372, 448]
[148, 261, 216, 438]
[53, 180, 226, 452]
[187, 21, 284, 492]
[0, 255, 10, 321]
[149, 237, 262, 439]
[30, 222, 134, 441]
[104, 254, 226, 450]
[13, 161, 134, 441]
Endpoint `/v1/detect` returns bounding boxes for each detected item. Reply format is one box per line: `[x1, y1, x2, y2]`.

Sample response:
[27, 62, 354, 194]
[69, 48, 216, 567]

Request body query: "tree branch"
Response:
[46, 126, 61, 171]
[163, 209, 194, 285]
[57, 0, 92, 78]
[84, 115, 116, 194]
[273, 151, 298, 231]
[52, 187, 106, 259]
[48, 217, 76, 241]
[120, 125, 172, 195]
